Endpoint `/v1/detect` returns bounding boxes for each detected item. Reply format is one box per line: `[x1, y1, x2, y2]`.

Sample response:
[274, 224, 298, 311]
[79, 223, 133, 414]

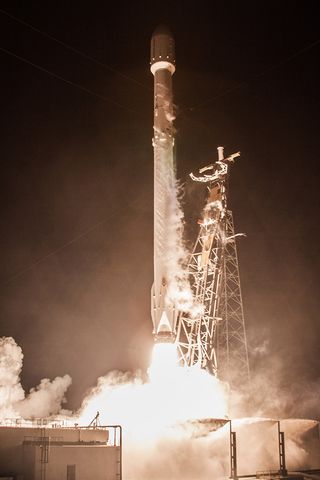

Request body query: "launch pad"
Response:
[0, 21, 319, 480]
[0, 421, 122, 479]
[0, 417, 319, 479]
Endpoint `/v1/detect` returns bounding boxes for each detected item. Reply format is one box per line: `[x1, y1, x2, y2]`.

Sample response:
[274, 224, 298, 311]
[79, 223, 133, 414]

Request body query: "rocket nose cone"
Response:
[150, 24, 175, 72]
[152, 24, 173, 38]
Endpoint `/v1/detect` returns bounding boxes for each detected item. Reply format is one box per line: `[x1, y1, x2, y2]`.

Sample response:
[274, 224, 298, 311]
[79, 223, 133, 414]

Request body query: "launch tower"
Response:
[175, 147, 250, 385]
[149, 26, 249, 386]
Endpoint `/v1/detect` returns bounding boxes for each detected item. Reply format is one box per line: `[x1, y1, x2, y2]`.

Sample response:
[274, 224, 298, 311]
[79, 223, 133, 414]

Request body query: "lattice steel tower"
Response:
[175, 147, 250, 385]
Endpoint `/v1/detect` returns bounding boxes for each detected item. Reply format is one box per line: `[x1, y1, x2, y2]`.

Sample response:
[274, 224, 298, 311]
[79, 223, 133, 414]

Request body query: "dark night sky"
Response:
[0, 1, 319, 417]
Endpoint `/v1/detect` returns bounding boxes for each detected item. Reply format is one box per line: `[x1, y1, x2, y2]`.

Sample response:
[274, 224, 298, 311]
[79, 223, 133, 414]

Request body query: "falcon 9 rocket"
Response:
[150, 25, 177, 343]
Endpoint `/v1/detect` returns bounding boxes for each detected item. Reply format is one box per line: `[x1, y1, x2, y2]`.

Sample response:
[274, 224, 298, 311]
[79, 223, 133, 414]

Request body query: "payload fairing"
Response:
[150, 25, 177, 343]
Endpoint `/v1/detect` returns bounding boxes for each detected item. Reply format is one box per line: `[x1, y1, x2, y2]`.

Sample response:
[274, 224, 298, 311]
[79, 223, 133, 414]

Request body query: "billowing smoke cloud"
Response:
[1, 336, 320, 478]
[0, 336, 71, 420]
[74, 366, 229, 479]
[0, 336, 25, 418]
[75, 364, 228, 434]
[228, 336, 320, 421]
[72, 350, 320, 479]
[124, 427, 229, 480]
[16, 375, 72, 419]
[165, 181, 201, 317]
[74, 366, 320, 479]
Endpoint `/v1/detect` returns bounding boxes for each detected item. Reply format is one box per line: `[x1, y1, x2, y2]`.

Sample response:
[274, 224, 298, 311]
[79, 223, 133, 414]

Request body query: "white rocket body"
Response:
[150, 26, 177, 342]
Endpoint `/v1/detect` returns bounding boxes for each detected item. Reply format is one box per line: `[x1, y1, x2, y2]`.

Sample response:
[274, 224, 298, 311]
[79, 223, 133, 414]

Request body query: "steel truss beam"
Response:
[175, 149, 250, 385]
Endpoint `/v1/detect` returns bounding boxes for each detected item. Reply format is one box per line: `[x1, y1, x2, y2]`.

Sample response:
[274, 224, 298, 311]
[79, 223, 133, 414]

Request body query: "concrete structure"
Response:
[0, 424, 121, 480]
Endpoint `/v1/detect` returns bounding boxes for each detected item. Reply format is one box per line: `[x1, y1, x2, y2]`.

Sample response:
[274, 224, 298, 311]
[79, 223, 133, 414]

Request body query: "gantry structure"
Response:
[175, 147, 250, 385]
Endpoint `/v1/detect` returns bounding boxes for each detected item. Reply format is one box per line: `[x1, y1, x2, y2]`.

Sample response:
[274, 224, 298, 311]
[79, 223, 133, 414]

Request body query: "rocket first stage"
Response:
[150, 25, 177, 343]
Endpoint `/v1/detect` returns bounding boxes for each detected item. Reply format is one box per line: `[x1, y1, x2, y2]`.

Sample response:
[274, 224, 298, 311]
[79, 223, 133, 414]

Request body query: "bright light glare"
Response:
[148, 343, 179, 383]
[76, 342, 228, 445]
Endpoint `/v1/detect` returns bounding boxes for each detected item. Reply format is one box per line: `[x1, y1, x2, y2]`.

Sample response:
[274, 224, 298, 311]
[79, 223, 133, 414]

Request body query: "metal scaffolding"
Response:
[175, 147, 250, 385]
[216, 209, 250, 384]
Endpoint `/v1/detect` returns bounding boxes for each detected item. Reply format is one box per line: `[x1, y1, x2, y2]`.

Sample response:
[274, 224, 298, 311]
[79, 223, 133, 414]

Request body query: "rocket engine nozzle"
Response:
[154, 331, 176, 344]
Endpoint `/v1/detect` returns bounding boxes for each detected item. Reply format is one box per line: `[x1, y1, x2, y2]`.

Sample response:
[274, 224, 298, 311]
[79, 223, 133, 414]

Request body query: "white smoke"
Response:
[250, 338, 270, 357]
[235, 371, 320, 421]
[126, 418, 319, 479]
[0, 336, 71, 420]
[164, 181, 199, 316]
[75, 364, 228, 435]
[74, 364, 320, 480]
[0, 336, 24, 418]
[227, 336, 320, 421]
[16, 375, 72, 419]
[204, 199, 223, 214]
[74, 365, 230, 479]
[1, 337, 319, 478]
[124, 427, 229, 480]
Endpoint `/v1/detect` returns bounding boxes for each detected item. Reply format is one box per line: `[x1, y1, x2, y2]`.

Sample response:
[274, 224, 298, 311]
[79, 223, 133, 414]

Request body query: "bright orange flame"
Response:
[76, 343, 228, 442]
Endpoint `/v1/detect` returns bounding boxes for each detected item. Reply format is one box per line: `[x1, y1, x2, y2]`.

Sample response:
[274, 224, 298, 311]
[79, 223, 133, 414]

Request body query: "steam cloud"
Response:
[123, 419, 320, 479]
[1, 336, 320, 478]
[74, 369, 320, 479]
[165, 181, 201, 317]
[0, 336, 71, 420]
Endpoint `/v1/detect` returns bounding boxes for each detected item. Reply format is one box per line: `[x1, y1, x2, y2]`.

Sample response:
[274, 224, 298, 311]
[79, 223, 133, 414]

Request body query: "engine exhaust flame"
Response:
[148, 343, 179, 383]
[75, 343, 229, 444]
